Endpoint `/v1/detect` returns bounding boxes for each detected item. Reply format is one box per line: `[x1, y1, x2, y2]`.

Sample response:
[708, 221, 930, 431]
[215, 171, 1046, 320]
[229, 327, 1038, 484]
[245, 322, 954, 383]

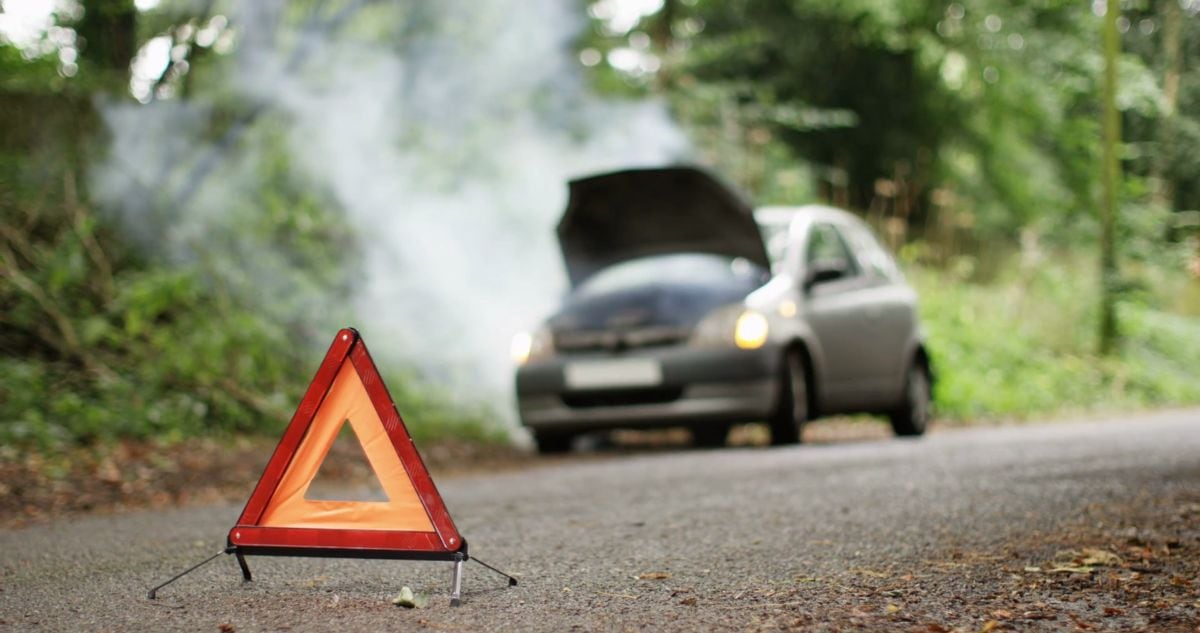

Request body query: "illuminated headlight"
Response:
[511, 327, 554, 365]
[734, 311, 769, 349]
[691, 305, 770, 350]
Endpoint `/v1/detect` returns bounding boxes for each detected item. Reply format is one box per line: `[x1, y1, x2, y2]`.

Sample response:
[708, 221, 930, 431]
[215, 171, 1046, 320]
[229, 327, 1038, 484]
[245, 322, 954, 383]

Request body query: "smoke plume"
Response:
[92, 0, 688, 432]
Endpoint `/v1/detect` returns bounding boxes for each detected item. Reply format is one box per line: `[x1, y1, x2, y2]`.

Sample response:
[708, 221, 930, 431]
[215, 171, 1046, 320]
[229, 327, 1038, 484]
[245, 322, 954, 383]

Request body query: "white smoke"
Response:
[94, 0, 689, 431]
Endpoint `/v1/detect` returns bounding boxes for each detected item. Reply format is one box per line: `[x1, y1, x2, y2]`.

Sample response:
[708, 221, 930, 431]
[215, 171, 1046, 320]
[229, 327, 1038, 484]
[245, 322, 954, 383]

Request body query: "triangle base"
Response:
[228, 540, 469, 607]
[229, 524, 457, 554]
[228, 540, 467, 563]
[146, 539, 519, 607]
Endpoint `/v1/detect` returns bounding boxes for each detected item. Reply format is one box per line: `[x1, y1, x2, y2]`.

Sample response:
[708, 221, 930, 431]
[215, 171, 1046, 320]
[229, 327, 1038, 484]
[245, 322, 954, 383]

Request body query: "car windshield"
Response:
[574, 253, 768, 298]
[757, 219, 790, 270]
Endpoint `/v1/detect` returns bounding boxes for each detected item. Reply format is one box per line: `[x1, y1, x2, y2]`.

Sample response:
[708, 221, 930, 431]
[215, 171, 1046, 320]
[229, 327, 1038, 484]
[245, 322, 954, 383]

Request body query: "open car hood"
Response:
[557, 166, 770, 287]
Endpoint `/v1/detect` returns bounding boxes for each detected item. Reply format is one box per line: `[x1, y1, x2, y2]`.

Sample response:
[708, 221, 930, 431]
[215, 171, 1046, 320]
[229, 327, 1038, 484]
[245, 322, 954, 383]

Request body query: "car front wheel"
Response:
[890, 359, 931, 437]
[533, 429, 575, 454]
[691, 422, 731, 448]
[769, 348, 808, 445]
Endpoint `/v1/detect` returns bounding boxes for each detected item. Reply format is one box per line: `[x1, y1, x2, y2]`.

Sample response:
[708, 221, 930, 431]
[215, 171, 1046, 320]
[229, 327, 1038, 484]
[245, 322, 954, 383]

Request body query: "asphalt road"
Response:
[2, 409, 1198, 632]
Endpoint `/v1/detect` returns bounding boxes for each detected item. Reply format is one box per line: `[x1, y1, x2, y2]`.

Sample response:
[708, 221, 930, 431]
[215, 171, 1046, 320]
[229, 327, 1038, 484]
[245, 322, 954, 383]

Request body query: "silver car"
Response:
[512, 167, 932, 453]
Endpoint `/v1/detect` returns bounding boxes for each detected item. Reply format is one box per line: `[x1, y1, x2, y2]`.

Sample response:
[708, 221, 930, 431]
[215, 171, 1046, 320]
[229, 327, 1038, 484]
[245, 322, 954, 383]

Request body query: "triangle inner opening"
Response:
[304, 419, 390, 502]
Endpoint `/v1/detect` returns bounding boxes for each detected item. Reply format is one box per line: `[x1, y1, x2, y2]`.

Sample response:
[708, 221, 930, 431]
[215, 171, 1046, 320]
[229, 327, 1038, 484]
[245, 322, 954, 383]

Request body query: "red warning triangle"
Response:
[228, 328, 463, 556]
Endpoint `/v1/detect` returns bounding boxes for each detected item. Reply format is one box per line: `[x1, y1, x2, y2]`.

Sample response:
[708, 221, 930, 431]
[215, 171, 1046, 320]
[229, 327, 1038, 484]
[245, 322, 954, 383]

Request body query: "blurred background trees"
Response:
[581, 0, 1200, 417]
[2, 0, 1199, 451]
[583, 0, 1200, 250]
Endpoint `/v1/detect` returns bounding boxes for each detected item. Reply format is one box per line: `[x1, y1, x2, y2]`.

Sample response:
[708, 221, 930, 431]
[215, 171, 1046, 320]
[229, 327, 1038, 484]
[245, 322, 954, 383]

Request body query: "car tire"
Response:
[533, 430, 575, 454]
[769, 348, 808, 445]
[691, 423, 731, 448]
[890, 359, 931, 437]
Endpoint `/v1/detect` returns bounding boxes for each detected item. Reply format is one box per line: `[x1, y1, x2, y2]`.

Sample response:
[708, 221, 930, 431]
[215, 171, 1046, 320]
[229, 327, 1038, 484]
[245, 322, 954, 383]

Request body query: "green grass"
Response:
[912, 257, 1200, 422]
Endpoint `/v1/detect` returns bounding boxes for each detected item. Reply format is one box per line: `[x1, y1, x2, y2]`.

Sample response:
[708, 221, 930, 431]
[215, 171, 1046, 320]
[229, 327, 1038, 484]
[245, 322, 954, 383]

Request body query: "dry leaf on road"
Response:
[1080, 548, 1122, 566]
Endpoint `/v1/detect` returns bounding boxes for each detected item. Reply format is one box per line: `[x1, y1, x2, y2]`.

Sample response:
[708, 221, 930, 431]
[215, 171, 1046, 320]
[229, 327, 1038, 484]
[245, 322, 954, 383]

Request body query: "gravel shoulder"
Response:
[1, 410, 1198, 632]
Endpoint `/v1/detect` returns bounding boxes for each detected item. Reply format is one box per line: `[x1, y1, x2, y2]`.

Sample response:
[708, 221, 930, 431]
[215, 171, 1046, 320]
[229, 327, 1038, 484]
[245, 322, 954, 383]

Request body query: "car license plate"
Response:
[564, 359, 662, 389]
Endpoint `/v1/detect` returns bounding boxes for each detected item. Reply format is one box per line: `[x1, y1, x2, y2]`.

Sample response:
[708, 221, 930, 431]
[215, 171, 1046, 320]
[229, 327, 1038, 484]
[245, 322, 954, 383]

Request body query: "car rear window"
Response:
[574, 253, 768, 298]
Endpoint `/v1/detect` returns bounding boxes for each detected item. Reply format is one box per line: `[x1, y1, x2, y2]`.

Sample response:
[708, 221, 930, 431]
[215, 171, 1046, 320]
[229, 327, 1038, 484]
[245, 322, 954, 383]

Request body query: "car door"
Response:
[839, 221, 919, 402]
[800, 221, 895, 411]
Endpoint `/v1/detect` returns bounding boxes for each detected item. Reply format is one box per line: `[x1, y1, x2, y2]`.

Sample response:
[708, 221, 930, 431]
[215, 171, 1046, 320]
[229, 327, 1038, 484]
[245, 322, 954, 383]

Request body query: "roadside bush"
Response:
[912, 254, 1200, 421]
[0, 176, 495, 452]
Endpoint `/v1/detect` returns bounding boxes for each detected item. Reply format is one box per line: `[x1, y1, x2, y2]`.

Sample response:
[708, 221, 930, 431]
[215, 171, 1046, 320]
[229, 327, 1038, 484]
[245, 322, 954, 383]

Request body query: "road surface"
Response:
[2, 409, 1198, 631]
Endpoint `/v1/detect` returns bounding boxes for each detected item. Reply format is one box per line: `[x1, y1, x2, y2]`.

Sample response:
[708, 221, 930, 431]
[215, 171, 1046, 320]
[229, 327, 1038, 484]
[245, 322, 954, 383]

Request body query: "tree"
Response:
[1099, 0, 1122, 354]
[583, 1, 1130, 247]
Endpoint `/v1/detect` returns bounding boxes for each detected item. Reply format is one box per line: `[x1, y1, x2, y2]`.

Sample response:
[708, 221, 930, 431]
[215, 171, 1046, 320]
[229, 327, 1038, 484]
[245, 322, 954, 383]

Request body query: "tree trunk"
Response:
[1098, 0, 1122, 355]
[1150, 0, 1181, 211]
[77, 0, 138, 92]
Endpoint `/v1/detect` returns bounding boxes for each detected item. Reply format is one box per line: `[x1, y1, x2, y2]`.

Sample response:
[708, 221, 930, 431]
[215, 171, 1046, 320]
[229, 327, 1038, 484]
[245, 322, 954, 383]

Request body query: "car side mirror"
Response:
[803, 258, 849, 292]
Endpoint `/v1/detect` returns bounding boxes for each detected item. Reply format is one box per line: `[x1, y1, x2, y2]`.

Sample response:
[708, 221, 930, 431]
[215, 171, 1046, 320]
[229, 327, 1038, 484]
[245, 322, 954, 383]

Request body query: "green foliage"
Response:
[0, 4, 507, 453]
[0, 85, 494, 451]
[914, 255, 1200, 421]
[586, 0, 1200, 249]
[1, 185, 295, 447]
[0, 185, 496, 449]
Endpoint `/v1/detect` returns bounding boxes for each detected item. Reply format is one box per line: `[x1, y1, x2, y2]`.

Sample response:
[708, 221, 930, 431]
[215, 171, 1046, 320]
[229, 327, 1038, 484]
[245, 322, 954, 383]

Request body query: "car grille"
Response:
[561, 387, 684, 409]
[555, 326, 689, 352]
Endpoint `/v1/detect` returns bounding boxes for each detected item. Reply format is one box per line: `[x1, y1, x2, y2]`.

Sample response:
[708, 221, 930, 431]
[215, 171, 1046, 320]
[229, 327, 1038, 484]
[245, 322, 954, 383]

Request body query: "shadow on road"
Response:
[564, 416, 905, 457]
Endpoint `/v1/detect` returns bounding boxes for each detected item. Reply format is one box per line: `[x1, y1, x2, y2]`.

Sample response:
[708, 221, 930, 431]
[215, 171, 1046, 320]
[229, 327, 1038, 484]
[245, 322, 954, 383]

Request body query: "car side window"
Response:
[805, 223, 859, 276]
[843, 223, 902, 282]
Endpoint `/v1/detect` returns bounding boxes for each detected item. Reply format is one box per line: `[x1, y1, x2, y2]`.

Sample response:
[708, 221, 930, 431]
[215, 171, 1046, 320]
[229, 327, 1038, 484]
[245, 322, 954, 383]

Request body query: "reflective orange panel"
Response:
[258, 359, 434, 532]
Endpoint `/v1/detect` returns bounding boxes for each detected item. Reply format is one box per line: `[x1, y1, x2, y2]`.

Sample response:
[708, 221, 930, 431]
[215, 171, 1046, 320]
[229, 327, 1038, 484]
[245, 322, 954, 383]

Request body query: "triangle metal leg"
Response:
[449, 556, 465, 607]
[471, 556, 519, 587]
[146, 550, 227, 600]
[235, 551, 252, 582]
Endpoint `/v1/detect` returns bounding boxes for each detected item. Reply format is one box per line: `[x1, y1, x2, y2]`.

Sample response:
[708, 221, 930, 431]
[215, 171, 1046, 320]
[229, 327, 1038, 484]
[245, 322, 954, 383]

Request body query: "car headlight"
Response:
[734, 311, 770, 349]
[691, 305, 770, 350]
[511, 327, 554, 365]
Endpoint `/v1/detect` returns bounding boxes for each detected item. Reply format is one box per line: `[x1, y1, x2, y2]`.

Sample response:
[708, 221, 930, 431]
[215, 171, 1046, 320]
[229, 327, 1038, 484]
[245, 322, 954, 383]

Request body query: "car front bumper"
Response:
[515, 344, 783, 433]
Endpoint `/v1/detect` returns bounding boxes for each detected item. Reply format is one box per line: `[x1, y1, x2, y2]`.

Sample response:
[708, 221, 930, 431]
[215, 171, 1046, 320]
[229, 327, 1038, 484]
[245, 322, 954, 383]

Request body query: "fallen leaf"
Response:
[302, 576, 328, 589]
[218, 625, 235, 633]
[1047, 564, 1093, 574]
[637, 571, 672, 580]
[391, 586, 424, 608]
[992, 609, 1012, 619]
[1080, 548, 1122, 566]
[1054, 549, 1081, 561]
[980, 619, 1001, 632]
[97, 459, 121, 484]
[679, 597, 698, 606]
[1068, 614, 1093, 630]
[1102, 607, 1124, 617]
